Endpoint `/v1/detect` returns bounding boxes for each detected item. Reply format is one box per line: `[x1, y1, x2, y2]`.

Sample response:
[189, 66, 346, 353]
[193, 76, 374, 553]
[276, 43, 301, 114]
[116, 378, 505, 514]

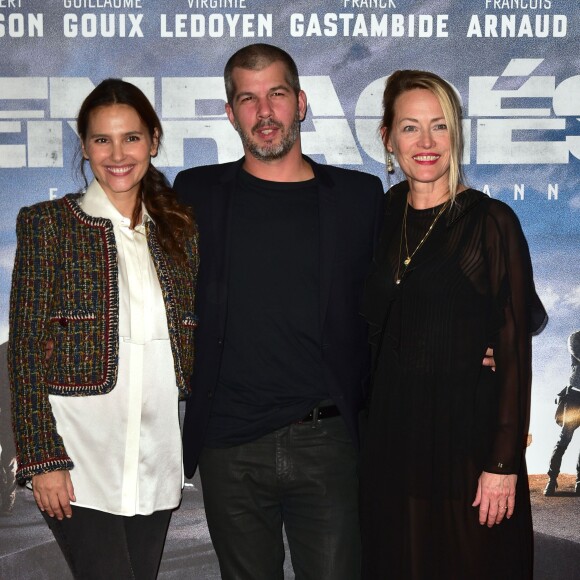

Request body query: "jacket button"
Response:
[217, 339, 224, 346]
[207, 391, 213, 399]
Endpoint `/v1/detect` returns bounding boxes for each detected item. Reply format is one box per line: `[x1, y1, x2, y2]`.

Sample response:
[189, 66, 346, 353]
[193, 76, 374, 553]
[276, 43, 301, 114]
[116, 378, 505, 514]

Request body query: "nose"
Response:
[110, 140, 125, 161]
[418, 128, 434, 149]
[256, 96, 273, 119]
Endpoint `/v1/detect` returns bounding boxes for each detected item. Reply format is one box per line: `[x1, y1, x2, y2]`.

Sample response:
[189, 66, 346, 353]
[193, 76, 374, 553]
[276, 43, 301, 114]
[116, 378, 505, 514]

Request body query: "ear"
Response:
[81, 139, 89, 160]
[150, 128, 160, 157]
[380, 126, 393, 153]
[297, 90, 308, 122]
[225, 102, 236, 128]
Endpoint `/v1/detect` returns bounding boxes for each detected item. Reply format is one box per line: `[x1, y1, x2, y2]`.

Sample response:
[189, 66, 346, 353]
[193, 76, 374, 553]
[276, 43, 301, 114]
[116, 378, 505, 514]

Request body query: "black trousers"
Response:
[199, 416, 360, 580]
[548, 420, 580, 479]
[42, 505, 172, 580]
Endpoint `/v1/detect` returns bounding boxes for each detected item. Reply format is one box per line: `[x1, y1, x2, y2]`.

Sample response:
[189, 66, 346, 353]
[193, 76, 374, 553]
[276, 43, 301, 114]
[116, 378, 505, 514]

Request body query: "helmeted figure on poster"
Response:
[544, 331, 580, 496]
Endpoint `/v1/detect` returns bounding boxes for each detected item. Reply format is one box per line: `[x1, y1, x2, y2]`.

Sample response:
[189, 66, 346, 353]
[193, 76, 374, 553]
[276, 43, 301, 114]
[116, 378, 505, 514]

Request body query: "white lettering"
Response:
[0, 13, 43, 37]
[484, 0, 552, 9]
[160, 13, 271, 37]
[0, 0, 22, 8]
[0, 69, 577, 168]
[467, 14, 566, 37]
[342, 0, 396, 7]
[291, 13, 447, 37]
[63, 13, 143, 37]
[477, 118, 567, 164]
[187, 0, 247, 8]
[63, 0, 143, 8]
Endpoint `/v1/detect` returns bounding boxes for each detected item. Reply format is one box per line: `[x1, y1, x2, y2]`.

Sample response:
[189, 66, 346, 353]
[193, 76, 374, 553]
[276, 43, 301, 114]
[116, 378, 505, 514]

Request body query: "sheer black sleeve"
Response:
[483, 201, 547, 474]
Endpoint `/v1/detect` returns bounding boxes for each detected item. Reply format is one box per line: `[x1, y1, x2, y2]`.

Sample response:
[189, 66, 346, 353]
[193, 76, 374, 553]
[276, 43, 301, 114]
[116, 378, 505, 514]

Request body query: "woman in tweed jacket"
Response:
[8, 79, 198, 579]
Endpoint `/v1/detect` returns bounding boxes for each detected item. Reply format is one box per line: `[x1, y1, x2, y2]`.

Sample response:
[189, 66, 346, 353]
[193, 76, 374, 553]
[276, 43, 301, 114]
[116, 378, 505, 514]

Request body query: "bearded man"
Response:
[174, 43, 384, 580]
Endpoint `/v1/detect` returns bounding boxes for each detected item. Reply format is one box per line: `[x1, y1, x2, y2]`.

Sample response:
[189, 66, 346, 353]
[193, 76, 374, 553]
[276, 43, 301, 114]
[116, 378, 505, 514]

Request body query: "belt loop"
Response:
[311, 405, 320, 428]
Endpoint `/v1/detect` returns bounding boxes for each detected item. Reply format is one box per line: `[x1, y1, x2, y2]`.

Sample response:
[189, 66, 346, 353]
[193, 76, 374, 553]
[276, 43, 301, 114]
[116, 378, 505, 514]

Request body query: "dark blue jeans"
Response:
[42, 505, 172, 579]
[199, 416, 360, 580]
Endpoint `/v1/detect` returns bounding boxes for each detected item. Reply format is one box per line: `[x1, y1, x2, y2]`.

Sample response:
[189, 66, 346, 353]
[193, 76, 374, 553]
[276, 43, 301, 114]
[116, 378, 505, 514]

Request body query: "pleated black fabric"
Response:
[360, 184, 547, 580]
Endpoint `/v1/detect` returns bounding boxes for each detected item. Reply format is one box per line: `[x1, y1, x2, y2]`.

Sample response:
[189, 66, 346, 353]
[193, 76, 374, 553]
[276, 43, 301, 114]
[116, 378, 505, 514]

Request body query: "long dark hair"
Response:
[77, 78, 195, 262]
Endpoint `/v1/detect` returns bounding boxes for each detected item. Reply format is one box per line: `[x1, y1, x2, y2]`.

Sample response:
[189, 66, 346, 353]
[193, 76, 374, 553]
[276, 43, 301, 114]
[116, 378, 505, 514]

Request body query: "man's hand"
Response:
[482, 347, 496, 371]
[45, 339, 54, 361]
[32, 470, 76, 520]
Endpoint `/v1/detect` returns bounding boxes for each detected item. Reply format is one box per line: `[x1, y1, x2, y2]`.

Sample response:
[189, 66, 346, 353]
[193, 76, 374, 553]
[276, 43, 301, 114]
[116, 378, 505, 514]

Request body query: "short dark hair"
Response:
[224, 43, 301, 104]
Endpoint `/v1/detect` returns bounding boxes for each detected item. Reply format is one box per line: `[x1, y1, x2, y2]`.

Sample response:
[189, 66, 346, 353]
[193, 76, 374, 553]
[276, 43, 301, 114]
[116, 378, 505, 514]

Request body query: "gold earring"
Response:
[387, 152, 395, 174]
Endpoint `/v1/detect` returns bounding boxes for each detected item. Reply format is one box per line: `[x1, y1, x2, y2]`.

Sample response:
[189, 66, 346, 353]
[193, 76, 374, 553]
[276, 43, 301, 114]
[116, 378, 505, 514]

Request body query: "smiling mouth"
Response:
[413, 155, 440, 162]
[253, 119, 282, 137]
[106, 165, 134, 175]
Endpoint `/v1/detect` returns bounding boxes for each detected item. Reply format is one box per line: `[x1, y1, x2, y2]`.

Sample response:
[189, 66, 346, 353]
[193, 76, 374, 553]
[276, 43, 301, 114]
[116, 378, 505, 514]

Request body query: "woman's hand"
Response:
[32, 470, 76, 520]
[472, 471, 517, 527]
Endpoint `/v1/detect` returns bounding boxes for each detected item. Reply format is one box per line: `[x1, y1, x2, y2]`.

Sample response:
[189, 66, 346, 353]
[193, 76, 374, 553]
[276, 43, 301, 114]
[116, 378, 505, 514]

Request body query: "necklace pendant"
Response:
[395, 279, 401, 285]
[403, 257, 411, 266]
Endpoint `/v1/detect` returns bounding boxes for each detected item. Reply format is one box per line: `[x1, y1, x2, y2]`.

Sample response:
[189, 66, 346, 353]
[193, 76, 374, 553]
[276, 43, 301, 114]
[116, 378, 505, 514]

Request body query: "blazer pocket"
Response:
[46, 308, 101, 389]
[49, 309, 97, 326]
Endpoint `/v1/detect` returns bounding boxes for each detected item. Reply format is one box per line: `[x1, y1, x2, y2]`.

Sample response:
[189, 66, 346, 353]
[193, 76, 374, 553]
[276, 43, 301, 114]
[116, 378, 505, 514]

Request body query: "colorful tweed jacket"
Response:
[8, 194, 198, 481]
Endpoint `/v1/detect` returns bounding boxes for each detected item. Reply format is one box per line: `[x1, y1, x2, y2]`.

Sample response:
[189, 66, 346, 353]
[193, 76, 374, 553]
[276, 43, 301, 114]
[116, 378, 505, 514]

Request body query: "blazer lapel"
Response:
[313, 160, 339, 332]
[211, 159, 241, 334]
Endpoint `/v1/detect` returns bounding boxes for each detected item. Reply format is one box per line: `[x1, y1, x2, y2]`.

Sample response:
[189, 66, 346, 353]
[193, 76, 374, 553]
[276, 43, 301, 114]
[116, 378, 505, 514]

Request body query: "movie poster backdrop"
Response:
[0, 0, 578, 570]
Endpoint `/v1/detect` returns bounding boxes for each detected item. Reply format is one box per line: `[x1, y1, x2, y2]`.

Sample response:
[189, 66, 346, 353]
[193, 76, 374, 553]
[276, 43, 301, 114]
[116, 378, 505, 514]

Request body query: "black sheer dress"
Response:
[360, 185, 547, 579]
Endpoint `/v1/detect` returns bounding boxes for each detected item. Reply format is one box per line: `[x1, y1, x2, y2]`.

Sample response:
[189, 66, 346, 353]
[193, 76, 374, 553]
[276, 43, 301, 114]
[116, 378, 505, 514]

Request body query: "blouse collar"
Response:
[79, 180, 152, 227]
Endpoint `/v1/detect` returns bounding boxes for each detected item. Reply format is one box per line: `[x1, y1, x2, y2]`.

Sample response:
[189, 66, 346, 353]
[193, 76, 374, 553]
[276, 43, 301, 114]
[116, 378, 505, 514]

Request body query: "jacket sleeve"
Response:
[370, 175, 386, 253]
[8, 206, 74, 482]
[482, 202, 547, 475]
[173, 170, 191, 206]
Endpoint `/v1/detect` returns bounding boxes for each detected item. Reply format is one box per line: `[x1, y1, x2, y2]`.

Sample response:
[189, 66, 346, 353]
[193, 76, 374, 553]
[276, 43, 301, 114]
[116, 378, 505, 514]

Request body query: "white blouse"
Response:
[49, 180, 183, 516]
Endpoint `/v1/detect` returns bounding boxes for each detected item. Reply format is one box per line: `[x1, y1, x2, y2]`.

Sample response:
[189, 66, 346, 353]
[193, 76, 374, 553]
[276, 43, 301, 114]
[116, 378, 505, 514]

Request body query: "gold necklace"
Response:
[395, 198, 450, 284]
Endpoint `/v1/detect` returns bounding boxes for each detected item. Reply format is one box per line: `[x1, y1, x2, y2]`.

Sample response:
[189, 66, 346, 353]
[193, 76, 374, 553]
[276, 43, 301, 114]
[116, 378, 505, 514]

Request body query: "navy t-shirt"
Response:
[204, 169, 327, 447]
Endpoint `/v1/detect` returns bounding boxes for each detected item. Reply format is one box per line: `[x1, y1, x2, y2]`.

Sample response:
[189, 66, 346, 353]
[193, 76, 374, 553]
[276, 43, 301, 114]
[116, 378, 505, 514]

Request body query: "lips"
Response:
[106, 165, 135, 175]
[253, 119, 282, 138]
[413, 154, 440, 164]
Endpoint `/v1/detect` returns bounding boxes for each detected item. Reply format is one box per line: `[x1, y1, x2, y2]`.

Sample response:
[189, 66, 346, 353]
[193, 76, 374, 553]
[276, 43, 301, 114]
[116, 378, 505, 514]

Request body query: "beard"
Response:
[234, 112, 301, 162]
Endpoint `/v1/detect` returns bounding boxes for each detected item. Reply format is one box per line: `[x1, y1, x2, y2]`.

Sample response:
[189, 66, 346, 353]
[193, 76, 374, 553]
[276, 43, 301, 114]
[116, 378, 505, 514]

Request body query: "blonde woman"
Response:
[360, 70, 546, 579]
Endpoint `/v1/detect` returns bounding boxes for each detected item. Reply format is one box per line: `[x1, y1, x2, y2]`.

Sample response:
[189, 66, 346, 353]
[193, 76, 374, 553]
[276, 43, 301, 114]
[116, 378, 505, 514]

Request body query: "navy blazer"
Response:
[174, 157, 384, 477]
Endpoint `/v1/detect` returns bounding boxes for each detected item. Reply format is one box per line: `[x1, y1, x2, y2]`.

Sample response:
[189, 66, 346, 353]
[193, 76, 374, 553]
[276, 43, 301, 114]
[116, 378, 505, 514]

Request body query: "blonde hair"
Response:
[380, 70, 465, 201]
